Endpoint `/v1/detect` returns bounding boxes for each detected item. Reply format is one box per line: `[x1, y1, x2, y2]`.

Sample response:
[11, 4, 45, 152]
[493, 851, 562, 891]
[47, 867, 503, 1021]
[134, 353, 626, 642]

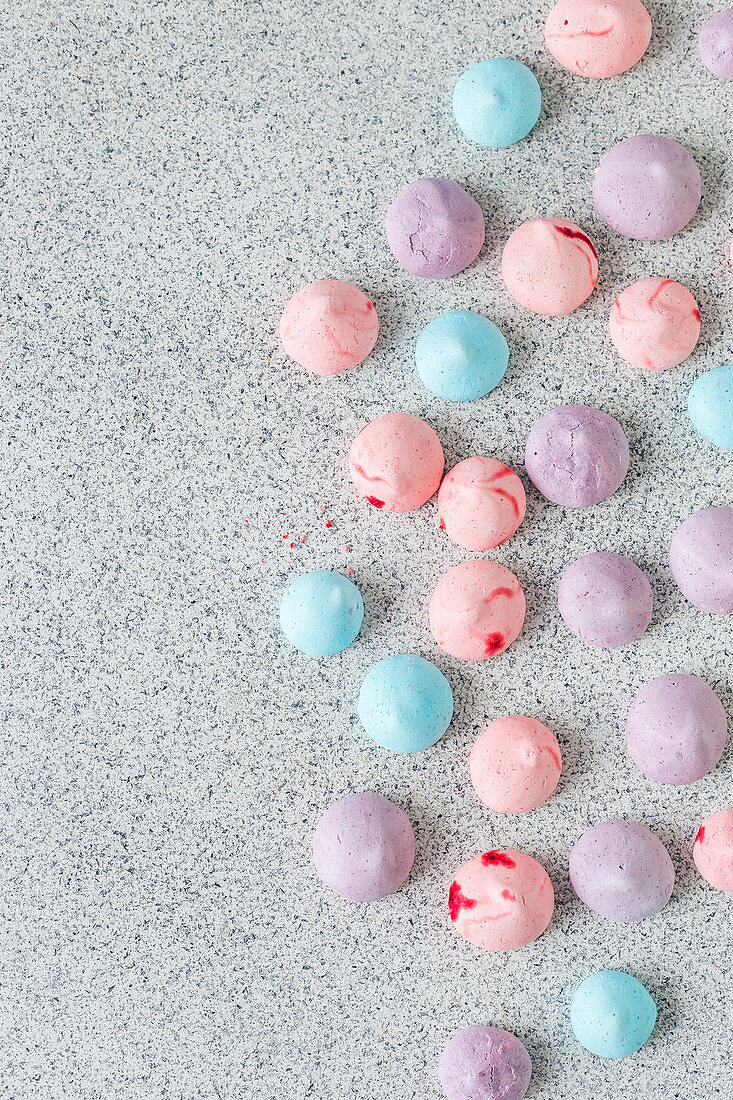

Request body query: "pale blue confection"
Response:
[452, 58, 542, 148]
[279, 570, 363, 656]
[415, 310, 509, 401]
[688, 364, 733, 448]
[571, 970, 657, 1059]
[358, 654, 453, 753]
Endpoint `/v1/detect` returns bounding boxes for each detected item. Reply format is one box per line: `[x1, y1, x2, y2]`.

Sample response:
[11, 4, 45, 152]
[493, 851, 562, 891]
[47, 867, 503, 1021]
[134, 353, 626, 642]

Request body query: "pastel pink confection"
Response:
[449, 850, 555, 950]
[694, 809, 733, 891]
[501, 218, 598, 316]
[609, 277, 701, 371]
[349, 412, 444, 513]
[471, 717, 562, 813]
[545, 0, 652, 79]
[430, 560, 526, 660]
[437, 457, 527, 551]
[280, 279, 379, 375]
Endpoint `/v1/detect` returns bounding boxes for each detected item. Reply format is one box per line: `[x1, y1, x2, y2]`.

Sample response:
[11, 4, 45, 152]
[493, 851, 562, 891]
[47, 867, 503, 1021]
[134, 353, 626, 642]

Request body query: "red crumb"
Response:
[366, 496, 385, 508]
[693, 308, 701, 322]
[481, 851, 516, 869]
[290, 542, 294, 548]
[299, 534, 307, 544]
[484, 633, 504, 656]
[346, 567, 354, 575]
[325, 520, 332, 528]
[448, 881, 476, 922]
[438, 517, 445, 530]
[366, 300, 373, 310]
[695, 826, 705, 845]
[341, 544, 351, 553]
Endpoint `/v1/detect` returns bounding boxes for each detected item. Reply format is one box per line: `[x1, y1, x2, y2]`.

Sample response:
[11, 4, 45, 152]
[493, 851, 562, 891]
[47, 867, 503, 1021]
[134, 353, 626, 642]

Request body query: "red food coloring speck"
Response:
[366, 301, 373, 310]
[481, 851, 516, 869]
[325, 520, 332, 528]
[693, 308, 701, 322]
[448, 881, 476, 922]
[501, 889, 516, 901]
[696, 826, 705, 845]
[439, 517, 446, 530]
[484, 632, 504, 655]
[290, 542, 294, 548]
[555, 224, 597, 260]
[366, 496, 385, 508]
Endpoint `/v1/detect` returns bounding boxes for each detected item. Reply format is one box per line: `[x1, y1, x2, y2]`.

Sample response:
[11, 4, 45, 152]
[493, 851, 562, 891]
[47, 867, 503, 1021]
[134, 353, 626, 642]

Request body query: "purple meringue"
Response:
[593, 134, 701, 240]
[699, 8, 733, 79]
[569, 820, 674, 922]
[670, 506, 733, 614]
[312, 792, 415, 901]
[627, 673, 728, 784]
[439, 1025, 532, 1100]
[558, 552, 653, 648]
[385, 178, 485, 278]
[525, 404, 629, 508]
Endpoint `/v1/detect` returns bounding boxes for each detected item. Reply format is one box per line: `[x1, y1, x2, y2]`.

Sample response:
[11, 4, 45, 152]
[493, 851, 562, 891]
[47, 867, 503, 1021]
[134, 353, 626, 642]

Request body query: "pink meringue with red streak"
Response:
[349, 412, 444, 513]
[545, 0, 652, 79]
[609, 276, 700, 370]
[449, 849, 554, 950]
[502, 217, 598, 316]
[438, 457, 526, 551]
[694, 809, 733, 891]
[429, 560, 526, 660]
[280, 279, 378, 375]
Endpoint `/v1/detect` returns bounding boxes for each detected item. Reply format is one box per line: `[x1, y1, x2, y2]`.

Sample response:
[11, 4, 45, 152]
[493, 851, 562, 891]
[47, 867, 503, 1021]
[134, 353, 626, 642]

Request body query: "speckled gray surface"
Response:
[2, 1, 732, 1098]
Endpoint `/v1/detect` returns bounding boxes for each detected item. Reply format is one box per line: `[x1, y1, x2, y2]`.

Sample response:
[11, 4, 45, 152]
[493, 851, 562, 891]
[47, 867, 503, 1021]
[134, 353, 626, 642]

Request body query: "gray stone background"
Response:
[1, 0, 732, 1097]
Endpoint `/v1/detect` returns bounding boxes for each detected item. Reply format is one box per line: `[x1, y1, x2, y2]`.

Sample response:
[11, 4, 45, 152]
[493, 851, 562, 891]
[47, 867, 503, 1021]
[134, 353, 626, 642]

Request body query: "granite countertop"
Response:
[2, 0, 732, 1097]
